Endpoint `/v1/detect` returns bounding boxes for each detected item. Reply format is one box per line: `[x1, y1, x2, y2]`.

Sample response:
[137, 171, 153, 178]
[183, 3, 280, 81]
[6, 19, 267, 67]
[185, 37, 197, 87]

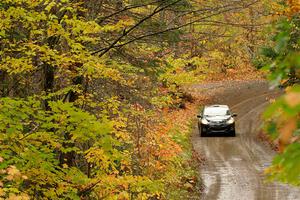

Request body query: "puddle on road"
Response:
[262, 162, 271, 167]
[229, 157, 243, 161]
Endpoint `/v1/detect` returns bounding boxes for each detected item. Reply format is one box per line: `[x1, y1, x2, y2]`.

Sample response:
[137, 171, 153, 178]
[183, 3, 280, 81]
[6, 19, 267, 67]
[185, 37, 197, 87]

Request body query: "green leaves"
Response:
[261, 9, 300, 185]
[267, 143, 300, 185]
[0, 97, 122, 198]
[261, 15, 300, 86]
[274, 19, 291, 53]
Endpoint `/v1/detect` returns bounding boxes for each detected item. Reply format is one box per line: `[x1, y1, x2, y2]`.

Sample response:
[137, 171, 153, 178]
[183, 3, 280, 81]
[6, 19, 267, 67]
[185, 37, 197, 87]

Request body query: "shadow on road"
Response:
[200, 133, 237, 137]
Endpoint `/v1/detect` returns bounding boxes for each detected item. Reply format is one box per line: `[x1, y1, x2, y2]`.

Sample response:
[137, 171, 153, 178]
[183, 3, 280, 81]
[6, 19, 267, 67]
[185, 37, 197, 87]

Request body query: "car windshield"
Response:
[204, 107, 230, 116]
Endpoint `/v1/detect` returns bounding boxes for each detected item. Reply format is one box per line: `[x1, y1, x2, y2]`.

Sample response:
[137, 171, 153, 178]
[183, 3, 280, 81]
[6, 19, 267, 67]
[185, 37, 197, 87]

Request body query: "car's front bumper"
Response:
[202, 123, 235, 134]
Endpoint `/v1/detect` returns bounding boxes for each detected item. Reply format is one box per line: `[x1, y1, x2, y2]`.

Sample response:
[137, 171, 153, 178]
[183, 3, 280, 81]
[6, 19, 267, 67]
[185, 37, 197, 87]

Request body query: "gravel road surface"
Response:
[191, 80, 300, 200]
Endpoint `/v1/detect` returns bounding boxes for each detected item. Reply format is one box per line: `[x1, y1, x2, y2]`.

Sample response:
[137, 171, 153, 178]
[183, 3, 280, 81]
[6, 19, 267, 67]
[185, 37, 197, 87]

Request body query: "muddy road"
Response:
[191, 80, 300, 200]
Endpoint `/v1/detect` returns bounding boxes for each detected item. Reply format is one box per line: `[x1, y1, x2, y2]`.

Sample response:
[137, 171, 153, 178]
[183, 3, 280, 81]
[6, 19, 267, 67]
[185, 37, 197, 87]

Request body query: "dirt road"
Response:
[191, 80, 300, 200]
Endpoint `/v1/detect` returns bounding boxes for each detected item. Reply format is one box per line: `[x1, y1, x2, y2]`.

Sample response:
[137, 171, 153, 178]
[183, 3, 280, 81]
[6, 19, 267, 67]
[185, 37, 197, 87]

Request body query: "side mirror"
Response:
[232, 113, 237, 117]
[197, 114, 202, 118]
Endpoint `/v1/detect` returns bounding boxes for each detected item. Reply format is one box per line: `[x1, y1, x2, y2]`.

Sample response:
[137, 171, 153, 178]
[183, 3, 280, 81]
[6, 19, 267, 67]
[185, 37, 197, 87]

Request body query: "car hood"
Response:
[205, 115, 231, 122]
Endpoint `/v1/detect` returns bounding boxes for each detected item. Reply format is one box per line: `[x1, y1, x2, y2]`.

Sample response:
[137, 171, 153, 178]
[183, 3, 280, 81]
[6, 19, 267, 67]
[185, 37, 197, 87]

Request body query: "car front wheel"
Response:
[230, 129, 236, 137]
[199, 124, 207, 137]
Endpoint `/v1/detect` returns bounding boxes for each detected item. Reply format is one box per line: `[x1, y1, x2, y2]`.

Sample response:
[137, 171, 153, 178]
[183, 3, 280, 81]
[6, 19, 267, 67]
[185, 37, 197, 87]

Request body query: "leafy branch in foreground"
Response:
[261, 1, 300, 186]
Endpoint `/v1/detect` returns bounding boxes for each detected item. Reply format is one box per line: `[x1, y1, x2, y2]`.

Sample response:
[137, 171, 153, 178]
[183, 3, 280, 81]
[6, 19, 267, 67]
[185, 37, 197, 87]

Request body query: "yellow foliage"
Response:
[0, 188, 4, 197]
[7, 193, 30, 200]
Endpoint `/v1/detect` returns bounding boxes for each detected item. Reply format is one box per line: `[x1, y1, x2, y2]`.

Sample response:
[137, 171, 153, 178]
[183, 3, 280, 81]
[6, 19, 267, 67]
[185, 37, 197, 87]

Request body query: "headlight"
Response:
[226, 117, 235, 124]
[201, 118, 209, 125]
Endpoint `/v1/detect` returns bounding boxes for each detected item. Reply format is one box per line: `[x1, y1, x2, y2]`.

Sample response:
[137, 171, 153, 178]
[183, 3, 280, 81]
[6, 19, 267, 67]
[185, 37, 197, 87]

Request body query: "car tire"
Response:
[199, 126, 207, 137]
[231, 130, 236, 137]
[201, 131, 207, 137]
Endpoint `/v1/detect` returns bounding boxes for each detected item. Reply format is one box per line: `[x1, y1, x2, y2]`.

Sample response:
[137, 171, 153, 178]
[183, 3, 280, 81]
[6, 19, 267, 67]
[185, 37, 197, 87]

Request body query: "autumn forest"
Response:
[0, 0, 300, 199]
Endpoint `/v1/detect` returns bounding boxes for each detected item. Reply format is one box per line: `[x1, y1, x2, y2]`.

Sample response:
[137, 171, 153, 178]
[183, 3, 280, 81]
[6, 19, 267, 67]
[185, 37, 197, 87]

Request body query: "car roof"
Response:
[204, 105, 229, 109]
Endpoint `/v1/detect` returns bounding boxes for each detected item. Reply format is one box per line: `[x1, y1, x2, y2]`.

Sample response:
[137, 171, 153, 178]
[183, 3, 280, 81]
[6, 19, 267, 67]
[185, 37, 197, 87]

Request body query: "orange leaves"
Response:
[141, 97, 199, 177]
[277, 0, 300, 17]
[6, 166, 22, 181]
[284, 92, 300, 107]
[277, 90, 300, 152]
[278, 117, 297, 152]
[288, 0, 300, 14]
[0, 163, 30, 200]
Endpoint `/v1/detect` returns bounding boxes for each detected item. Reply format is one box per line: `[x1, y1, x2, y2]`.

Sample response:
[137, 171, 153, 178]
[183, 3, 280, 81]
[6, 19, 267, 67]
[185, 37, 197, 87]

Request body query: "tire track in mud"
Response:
[191, 80, 300, 200]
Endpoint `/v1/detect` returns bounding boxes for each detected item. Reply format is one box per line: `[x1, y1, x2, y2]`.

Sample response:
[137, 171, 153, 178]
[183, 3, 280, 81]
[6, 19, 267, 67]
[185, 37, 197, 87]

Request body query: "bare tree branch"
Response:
[198, 20, 269, 29]
[98, 0, 163, 24]
[92, 0, 183, 57]
[92, 0, 260, 52]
